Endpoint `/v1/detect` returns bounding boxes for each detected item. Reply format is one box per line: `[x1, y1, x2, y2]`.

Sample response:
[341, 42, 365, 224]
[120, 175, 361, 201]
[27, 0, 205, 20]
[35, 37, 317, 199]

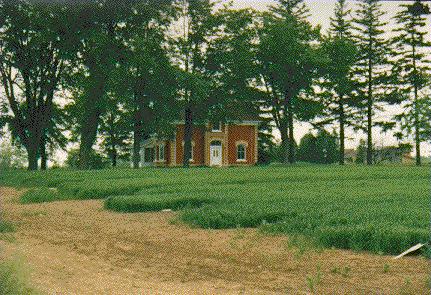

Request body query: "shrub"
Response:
[65, 148, 108, 170]
[20, 188, 60, 204]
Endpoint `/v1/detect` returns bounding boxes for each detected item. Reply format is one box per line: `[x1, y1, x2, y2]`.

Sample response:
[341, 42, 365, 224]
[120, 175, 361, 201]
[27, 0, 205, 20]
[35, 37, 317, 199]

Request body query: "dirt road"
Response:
[0, 187, 429, 294]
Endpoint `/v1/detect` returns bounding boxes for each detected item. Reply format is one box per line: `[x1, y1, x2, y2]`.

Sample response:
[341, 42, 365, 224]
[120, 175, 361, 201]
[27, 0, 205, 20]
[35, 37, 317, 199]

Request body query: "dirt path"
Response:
[0, 187, 429, 294]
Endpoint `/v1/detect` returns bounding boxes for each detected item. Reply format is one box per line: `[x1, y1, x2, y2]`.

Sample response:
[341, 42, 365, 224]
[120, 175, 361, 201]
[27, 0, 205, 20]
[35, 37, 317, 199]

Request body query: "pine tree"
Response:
[391, 2, 431, 166]
[352, 0, 392, 165]
[317, 0, 358, 165]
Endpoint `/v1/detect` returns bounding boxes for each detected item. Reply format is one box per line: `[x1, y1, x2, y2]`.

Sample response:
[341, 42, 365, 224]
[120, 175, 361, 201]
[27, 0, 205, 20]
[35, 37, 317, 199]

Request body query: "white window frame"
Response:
[212, 122, 222, 132]
[157, 143, 165, 162]
[236, 143, 247, 162]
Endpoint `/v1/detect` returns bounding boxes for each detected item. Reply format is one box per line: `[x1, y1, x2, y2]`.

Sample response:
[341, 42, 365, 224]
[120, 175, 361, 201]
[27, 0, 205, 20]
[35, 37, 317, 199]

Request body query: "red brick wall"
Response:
[175, 125, 205, 165]
[227, 125, 257, 165]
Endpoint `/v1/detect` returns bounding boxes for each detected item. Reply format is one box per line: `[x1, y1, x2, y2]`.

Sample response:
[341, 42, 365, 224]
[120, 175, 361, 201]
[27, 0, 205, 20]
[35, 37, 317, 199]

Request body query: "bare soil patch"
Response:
[0, 187, 429, 294]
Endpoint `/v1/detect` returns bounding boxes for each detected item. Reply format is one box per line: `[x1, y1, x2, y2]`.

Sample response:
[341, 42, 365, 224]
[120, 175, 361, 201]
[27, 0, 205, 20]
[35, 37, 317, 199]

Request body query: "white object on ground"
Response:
[394, 243, 425, 259]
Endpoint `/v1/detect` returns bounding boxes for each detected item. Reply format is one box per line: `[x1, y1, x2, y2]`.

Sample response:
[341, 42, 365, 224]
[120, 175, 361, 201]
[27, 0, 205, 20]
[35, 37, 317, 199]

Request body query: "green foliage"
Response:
[257, 0, 325, 163]
[0, 221, 14, 233]
[0, 138, 27, 170]
[391, 3, 431, 165]
[20, 188, 60, 204]
[0, 259, 37, 295]
[352, 0, 393, 165]
[297, 130, 339, 164]
[65, 148, 108, 170]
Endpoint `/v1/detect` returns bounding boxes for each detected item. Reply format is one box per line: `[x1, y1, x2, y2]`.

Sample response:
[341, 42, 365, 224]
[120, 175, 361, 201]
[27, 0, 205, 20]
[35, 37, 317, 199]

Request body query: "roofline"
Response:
[173, 120, 260, 126]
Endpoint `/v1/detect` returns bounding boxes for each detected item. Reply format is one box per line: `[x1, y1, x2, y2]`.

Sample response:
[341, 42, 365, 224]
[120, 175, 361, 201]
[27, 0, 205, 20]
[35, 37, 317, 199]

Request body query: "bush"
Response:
[20, 188, 60, 204]
[65, 148, 108, 170]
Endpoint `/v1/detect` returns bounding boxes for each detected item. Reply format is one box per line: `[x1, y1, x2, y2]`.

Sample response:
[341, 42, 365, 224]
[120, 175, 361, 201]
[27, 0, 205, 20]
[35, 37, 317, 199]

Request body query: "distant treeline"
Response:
[0, 0, 429, 170]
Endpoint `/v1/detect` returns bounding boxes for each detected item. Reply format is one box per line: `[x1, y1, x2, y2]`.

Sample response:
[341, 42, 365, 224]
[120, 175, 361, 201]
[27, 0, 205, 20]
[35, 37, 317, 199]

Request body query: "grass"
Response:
[0, 221, 14, 233]
[20, 188, 59, 204]
[0, 259, 37, 295]
[1, 165, 430, 255]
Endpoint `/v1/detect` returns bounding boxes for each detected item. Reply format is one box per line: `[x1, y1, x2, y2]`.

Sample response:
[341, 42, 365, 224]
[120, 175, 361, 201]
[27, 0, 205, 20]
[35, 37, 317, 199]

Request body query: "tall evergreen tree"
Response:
[257, 0, 324, 164]
[352, 0, 392, 165]
[391, 2, 431, 166]
[317, 0, 358, 165]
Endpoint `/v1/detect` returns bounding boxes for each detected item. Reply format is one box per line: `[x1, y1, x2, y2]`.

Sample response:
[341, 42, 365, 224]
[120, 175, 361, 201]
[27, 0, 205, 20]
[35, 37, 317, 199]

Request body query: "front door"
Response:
[210, 145, 222, 166]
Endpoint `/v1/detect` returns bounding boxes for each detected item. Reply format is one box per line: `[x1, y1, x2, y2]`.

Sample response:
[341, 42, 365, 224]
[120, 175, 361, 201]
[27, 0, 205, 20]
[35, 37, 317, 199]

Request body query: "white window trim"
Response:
[212, 122, 222, 132]
[156, 143, 166, 162]
[236, 142, 247, 162]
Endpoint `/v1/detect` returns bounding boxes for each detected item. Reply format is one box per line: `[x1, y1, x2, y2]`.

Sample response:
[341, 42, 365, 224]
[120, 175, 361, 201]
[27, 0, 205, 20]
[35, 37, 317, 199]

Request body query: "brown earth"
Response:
[0, 187, 430, 294]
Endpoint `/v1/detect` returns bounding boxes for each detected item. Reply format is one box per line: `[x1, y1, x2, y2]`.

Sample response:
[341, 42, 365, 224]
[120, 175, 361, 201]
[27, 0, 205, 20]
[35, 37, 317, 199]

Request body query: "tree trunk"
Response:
[279, 119, 289, 164]
[27, 144, 38, 171]
[40, 135, 47, 170]
[79, 71, 107, 170]
[133, 121, 142, 169]
[132, 91, 144, 169]
[412, 43, 421, 166]
[111, 148, 117, 167]
[287, 105, 295, 164]
[339, 102, 345, 165]
[366, 57, 373, 165]
[183, 104, 193, 168]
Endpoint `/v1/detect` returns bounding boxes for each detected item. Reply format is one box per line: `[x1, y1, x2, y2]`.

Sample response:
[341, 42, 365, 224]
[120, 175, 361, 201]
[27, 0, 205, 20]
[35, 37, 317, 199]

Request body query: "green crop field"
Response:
[1, 165, 430, 255]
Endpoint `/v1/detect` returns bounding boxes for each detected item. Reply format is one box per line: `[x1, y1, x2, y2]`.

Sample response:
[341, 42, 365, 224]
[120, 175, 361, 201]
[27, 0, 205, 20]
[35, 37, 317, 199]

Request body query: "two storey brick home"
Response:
[141, 119, 259, 167]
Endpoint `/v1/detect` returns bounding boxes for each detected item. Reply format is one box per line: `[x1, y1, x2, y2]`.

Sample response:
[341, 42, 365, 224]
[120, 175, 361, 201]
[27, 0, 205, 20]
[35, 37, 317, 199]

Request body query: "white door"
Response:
[210, 146, 222, 166]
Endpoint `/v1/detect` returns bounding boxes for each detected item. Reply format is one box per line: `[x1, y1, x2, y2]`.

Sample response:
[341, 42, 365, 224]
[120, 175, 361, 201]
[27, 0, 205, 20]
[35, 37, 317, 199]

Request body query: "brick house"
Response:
[141, 120, 259, 167]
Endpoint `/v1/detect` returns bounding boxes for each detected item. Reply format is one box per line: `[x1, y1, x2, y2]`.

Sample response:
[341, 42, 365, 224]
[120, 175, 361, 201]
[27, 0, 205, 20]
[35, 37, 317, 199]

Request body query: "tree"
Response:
[174, 0, 219, 167]
[352, 0, 393, 165]
[355, 139, 367, 164]
[108, 2, 177, 169]
[317, 0, 358, 165]
[257, 0, 324, 164]
[72, 0, 173, 169]
[297, 133, 319, 163]
[315, 129, 339, 164]
[391, 2, 431, 166]
[0, 1, 73, 170]
[205, 7, 260, 121]
[98, 96, 132, 167]
[297, 130, 339, 164]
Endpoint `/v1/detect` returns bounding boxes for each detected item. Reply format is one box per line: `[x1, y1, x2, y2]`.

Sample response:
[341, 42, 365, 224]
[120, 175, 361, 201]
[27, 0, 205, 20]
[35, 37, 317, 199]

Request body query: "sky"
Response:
[231, 0, 431, 156]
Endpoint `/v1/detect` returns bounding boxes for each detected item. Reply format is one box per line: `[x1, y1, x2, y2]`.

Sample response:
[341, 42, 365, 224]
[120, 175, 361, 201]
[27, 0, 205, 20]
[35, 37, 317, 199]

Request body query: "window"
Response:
[237, 144, 246, 161]
[158, 144, 165, 161]
[212, 122, 222, 132]
[144, 147, 155, 163]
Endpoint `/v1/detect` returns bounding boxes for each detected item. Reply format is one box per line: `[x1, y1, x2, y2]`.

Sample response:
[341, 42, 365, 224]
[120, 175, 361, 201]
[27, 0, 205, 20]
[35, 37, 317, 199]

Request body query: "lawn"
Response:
[1, 165, 429, 255]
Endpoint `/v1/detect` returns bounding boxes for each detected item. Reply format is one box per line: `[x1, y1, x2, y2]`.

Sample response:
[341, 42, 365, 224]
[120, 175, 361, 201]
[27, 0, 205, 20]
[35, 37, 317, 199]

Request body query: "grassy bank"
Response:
[0, 259, 37, 295]
[1, 165, 429, 255]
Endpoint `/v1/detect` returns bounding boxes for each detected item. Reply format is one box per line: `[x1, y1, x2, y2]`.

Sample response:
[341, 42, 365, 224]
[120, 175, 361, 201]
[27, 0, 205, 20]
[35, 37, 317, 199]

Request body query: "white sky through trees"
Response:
[233, 0, 431, 156]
